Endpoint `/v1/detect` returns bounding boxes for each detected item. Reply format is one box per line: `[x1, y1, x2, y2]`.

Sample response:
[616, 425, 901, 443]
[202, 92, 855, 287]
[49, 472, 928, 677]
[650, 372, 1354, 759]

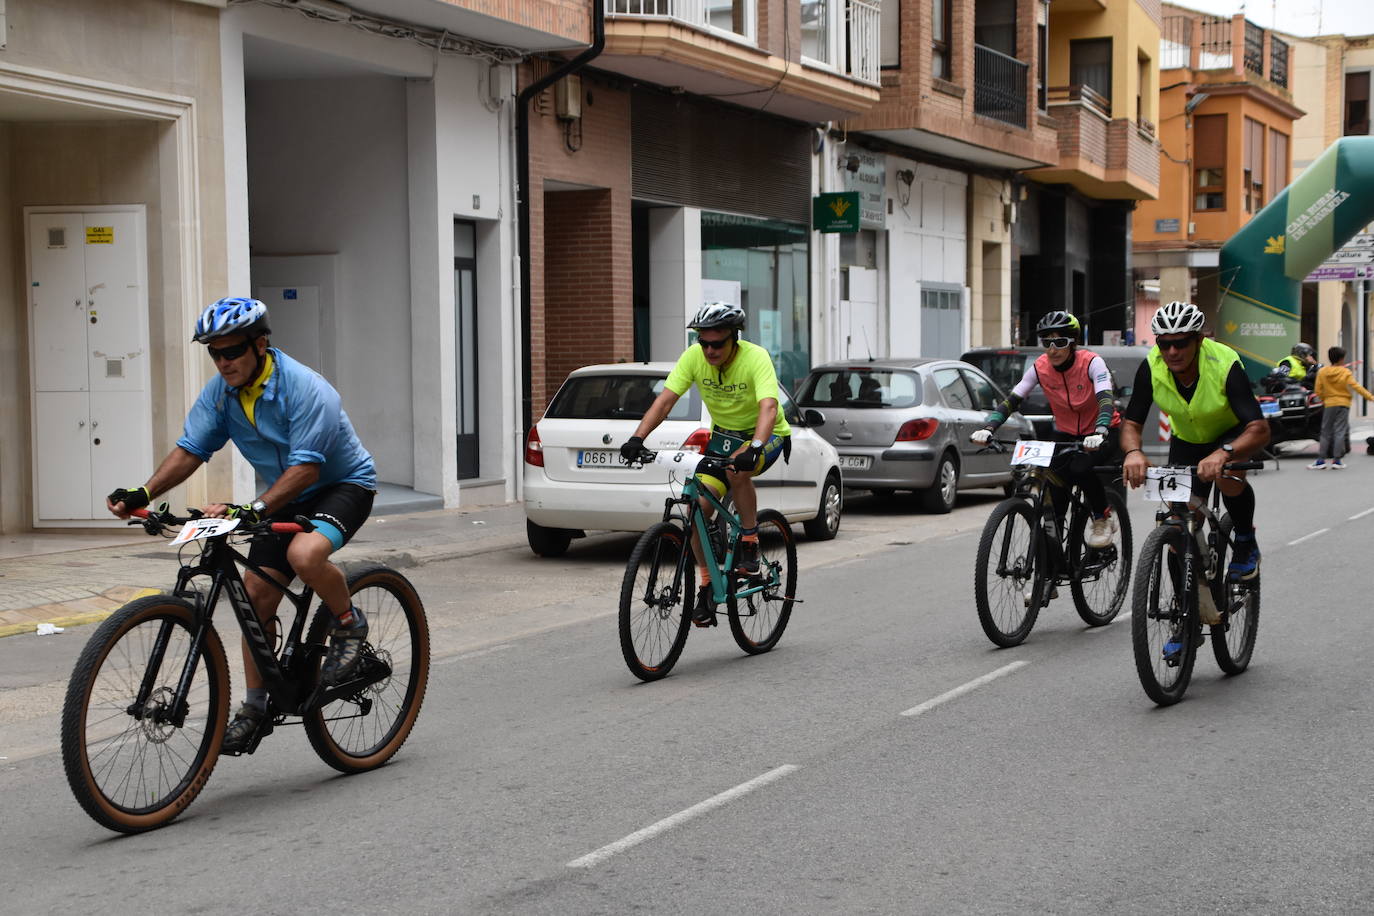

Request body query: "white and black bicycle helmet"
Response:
[1150, 300, 1205, 336]
[192, 297, 270, 343]
[687, 302, 746, 331]
[1291, 342, 1315, 359]
[1036, 310, 1081, 337]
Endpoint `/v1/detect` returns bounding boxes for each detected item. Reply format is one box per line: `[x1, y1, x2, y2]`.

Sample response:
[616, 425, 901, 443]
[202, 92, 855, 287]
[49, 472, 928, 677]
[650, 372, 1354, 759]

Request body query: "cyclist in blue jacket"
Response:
[107, 297, 377, 753]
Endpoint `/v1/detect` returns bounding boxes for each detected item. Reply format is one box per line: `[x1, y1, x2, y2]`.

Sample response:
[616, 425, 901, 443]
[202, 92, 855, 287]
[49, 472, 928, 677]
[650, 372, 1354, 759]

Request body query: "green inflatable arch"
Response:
[1217, 136, 1374, 378]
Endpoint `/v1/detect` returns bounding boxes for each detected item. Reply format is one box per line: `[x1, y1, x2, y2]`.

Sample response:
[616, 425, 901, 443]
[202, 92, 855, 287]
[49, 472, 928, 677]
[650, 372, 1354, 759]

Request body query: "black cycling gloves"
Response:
[620, 436, 646, 463]
[108, 486, 151, 511]
[733, 444, 762, 472]
[226, 503, 264, 526]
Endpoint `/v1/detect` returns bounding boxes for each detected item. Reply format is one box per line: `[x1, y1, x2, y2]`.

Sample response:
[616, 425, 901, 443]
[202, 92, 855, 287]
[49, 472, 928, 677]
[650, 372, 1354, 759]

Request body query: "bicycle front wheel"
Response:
[727, 509, 797, 654]
[973, 499, 1044, 647]
[61, 596, 230, 833]
[619, 522, 693, 680]
[1209, 516, 1261, 674]
[304, 564, 430, 773]
[1131, 525, 1197, 705]
[1069, 488, 1133, 626]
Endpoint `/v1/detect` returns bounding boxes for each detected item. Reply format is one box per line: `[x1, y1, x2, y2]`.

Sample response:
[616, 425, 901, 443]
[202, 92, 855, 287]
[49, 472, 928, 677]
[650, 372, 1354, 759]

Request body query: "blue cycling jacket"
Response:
[177, 348, 376, 495]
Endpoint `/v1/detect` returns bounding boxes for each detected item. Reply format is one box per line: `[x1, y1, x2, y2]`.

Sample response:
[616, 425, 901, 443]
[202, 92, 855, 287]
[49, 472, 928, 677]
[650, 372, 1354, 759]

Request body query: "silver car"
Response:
[794, 358, 1034, 512]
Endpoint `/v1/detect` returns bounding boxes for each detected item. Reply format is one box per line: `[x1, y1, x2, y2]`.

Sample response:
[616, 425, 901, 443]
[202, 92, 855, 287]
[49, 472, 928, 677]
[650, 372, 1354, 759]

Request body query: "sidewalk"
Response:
[0, 501, 532, 638]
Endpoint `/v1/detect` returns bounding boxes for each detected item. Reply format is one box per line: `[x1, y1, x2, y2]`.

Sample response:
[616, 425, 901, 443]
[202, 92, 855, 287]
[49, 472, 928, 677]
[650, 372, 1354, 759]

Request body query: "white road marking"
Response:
[434, 644, 514, 666]
[900, 660, 1030, 717]
[827, 557, 868, 569]
[567, 764, 800, 869]
[1084, 617, 1126, 634]
[1350, 507, 1374, 521]
[1287, 528, 1330, 547]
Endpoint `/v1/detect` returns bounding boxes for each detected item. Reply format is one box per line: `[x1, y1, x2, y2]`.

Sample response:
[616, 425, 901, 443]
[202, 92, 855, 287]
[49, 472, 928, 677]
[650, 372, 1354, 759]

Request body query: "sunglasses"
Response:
[206, 340, 252, 362]
[1156, 335, 1197, 352]
[1039, 337, 1072, 350]
[698, 336, 733, 351]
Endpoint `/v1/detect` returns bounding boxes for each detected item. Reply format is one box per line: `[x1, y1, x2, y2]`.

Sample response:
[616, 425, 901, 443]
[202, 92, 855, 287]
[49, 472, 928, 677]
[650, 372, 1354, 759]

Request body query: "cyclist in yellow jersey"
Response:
[621, 303, 791, 626]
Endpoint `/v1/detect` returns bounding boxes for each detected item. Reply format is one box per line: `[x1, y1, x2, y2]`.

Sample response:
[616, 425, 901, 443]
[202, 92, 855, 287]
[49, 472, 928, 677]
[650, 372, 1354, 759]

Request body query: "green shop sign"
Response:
[812, 192, 860, 234]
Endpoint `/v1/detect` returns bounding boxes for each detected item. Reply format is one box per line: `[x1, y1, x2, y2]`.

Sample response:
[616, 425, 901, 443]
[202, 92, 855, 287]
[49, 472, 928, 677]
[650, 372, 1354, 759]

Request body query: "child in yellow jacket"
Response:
[1311, 346, 1374, 468]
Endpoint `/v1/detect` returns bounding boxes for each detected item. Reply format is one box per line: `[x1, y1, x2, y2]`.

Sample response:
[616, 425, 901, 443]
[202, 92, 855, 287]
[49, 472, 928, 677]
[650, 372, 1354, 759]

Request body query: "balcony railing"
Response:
[1270, 36, 1289, 88]
[974, 43, 1028, 129]
[1198, 15, 1232, 69]
[1161, 15, 1191, 69]
[1243, 20, 1263, 76]
[846, 0, 881, 85]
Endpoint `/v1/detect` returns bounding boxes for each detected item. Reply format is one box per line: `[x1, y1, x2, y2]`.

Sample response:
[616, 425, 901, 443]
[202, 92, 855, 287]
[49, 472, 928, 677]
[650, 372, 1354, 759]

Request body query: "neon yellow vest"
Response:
[1278, 354, 1307, 381]
[1148, 337, 1242, 444]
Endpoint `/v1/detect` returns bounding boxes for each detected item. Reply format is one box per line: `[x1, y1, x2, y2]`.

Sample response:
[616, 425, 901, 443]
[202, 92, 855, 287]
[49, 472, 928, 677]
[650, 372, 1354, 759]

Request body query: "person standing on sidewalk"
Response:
[1309, 346, 1373, 470]
[106, 297, 377, 754]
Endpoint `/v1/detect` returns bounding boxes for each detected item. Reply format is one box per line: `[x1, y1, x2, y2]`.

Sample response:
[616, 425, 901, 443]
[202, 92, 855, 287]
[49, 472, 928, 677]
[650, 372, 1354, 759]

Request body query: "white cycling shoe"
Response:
[1086, 514, 1117, 549]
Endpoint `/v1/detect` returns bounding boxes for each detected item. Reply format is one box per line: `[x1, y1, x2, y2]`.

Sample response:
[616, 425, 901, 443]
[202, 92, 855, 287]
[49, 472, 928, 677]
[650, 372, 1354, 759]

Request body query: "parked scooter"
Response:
[1257, 367, 1323, 445]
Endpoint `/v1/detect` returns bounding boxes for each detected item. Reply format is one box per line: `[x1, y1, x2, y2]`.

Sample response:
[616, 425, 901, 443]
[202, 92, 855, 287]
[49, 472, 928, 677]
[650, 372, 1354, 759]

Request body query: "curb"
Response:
[0, 587, 163, 639]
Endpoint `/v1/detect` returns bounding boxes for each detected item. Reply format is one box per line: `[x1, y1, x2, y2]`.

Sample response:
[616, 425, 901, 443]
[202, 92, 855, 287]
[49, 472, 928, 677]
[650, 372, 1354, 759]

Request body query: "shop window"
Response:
[1193, 113, 1226, 211]
[701, 213, 811, 391]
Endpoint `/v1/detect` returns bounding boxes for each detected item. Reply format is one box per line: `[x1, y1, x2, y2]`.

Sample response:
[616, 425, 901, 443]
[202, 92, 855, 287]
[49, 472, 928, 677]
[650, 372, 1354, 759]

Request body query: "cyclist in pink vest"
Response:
[970, 311, 1123, 548]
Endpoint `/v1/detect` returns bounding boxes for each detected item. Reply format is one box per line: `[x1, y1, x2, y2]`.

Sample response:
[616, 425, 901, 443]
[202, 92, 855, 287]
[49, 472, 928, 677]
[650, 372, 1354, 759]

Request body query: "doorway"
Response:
[455, 220, 479, 480]
[27, 207, 152, 524]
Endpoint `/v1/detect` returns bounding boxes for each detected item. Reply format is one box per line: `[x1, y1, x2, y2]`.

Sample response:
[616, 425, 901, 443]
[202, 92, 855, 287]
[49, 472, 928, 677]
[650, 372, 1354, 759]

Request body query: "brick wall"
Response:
[524, 66, 634, 417]
[439, 0, 591, 45]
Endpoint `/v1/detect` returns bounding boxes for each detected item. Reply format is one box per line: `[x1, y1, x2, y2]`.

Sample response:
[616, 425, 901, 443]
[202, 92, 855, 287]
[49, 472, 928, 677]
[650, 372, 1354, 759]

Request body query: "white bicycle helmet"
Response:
[1151, 300, 1205, 336]
[688, 302, 746, 331]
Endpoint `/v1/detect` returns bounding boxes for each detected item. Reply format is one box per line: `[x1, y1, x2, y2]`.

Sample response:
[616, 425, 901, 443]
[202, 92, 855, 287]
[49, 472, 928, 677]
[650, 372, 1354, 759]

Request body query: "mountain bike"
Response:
[973, 440, 1131, 647]
[1131, 461, 1263, 706]
[618, 448, 798, 681]
[61, 506, 429, 833]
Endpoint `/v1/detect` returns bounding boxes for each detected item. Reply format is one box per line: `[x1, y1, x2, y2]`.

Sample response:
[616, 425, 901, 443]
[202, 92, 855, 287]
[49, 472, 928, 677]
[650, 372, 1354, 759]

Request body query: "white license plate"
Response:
[1260, 401, 1281, 417]
[838, 455, 871, 470]
[577, 449, 623, 467]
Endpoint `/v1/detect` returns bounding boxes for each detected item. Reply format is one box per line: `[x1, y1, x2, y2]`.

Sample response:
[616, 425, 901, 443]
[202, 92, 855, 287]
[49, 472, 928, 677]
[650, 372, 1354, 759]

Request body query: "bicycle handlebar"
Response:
[626, 447, 752, 474]
[131, 506, 308, 535]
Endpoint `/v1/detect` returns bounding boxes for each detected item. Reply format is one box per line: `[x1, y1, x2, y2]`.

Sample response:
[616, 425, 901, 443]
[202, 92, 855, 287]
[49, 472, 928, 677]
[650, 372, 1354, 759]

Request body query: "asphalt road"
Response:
[4, 451, 1374, 913]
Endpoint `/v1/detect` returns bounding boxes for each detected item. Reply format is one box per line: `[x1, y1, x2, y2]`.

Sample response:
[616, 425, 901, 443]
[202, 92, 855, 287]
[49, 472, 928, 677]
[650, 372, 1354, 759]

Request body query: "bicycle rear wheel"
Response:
[304, 564, 430, 773]
[973, 499, 1044, 647]
[727, 509, 797, 654]
[61, 596, 230, 833]
[1131, 525, 1197, 705]
[1209, 517, 1261, 674]
[1069, 488, 1133, 626]
[619, 522, 693, 680]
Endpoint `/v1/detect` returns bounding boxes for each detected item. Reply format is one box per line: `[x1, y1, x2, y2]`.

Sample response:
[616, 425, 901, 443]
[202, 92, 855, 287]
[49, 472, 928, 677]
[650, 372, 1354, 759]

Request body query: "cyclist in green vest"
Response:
[1120, 301, 1270, 606]
[1275, 342, 1317, 386]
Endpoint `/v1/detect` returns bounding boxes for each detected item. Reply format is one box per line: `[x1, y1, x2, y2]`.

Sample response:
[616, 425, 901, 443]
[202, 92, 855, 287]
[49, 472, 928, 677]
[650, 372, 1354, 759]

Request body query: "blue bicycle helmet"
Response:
[192, 297, 270, 343]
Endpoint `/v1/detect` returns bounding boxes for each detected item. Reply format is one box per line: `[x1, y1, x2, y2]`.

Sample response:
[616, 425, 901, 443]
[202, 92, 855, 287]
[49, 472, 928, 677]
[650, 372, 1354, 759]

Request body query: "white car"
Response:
[524, 362, 844, 556]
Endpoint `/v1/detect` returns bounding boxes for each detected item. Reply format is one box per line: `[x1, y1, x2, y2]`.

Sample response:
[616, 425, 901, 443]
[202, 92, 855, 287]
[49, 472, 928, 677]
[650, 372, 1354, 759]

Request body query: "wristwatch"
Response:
[750, 439, 764, 449]
[250, 498, 269, 515]
[1220, 443, 1235, 455]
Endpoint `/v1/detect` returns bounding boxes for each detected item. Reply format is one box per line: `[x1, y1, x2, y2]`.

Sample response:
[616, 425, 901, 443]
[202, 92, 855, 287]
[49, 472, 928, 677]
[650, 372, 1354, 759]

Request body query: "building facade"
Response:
[1132, 6, 1301, 344]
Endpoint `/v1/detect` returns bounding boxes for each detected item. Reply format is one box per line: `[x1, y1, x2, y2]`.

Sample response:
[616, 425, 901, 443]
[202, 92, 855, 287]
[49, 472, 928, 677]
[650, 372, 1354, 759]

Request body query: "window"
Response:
[801, 0, 837, 65]
[960, 369, 1002, 411]
[974, 0, 1016, 58]
[1137, 53, 1151, 122]
[797, 369, 923, 408]
[1268, 129, 1290, 196]
[1037, 20, 1048, 111]
[546, 374, 700, 421]
[704, 0, 753, 41]
[1347, 72, 1371, 136]
[1070, 38, 1112, 108]
[1244, 116, 1265, 212]
[1193, 113, 1226, 211]
[932, 0, 952, 80]
[881, 0, 900, 68]
[933, 367, 974, 410]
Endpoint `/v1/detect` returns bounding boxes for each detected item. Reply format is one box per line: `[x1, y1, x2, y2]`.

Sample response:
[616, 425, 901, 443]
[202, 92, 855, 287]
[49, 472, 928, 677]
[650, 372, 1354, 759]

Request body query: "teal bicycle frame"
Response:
[669, 457, 777, 607]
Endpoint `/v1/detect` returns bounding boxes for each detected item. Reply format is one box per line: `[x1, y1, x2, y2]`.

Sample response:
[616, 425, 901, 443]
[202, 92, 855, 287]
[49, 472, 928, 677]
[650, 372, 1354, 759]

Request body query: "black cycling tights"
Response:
[1192, 479, 1256, 536]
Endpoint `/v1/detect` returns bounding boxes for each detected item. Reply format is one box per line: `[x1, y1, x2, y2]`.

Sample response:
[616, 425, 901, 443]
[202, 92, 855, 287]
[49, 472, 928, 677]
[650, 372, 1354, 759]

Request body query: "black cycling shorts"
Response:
[246, 482, 375, 579]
